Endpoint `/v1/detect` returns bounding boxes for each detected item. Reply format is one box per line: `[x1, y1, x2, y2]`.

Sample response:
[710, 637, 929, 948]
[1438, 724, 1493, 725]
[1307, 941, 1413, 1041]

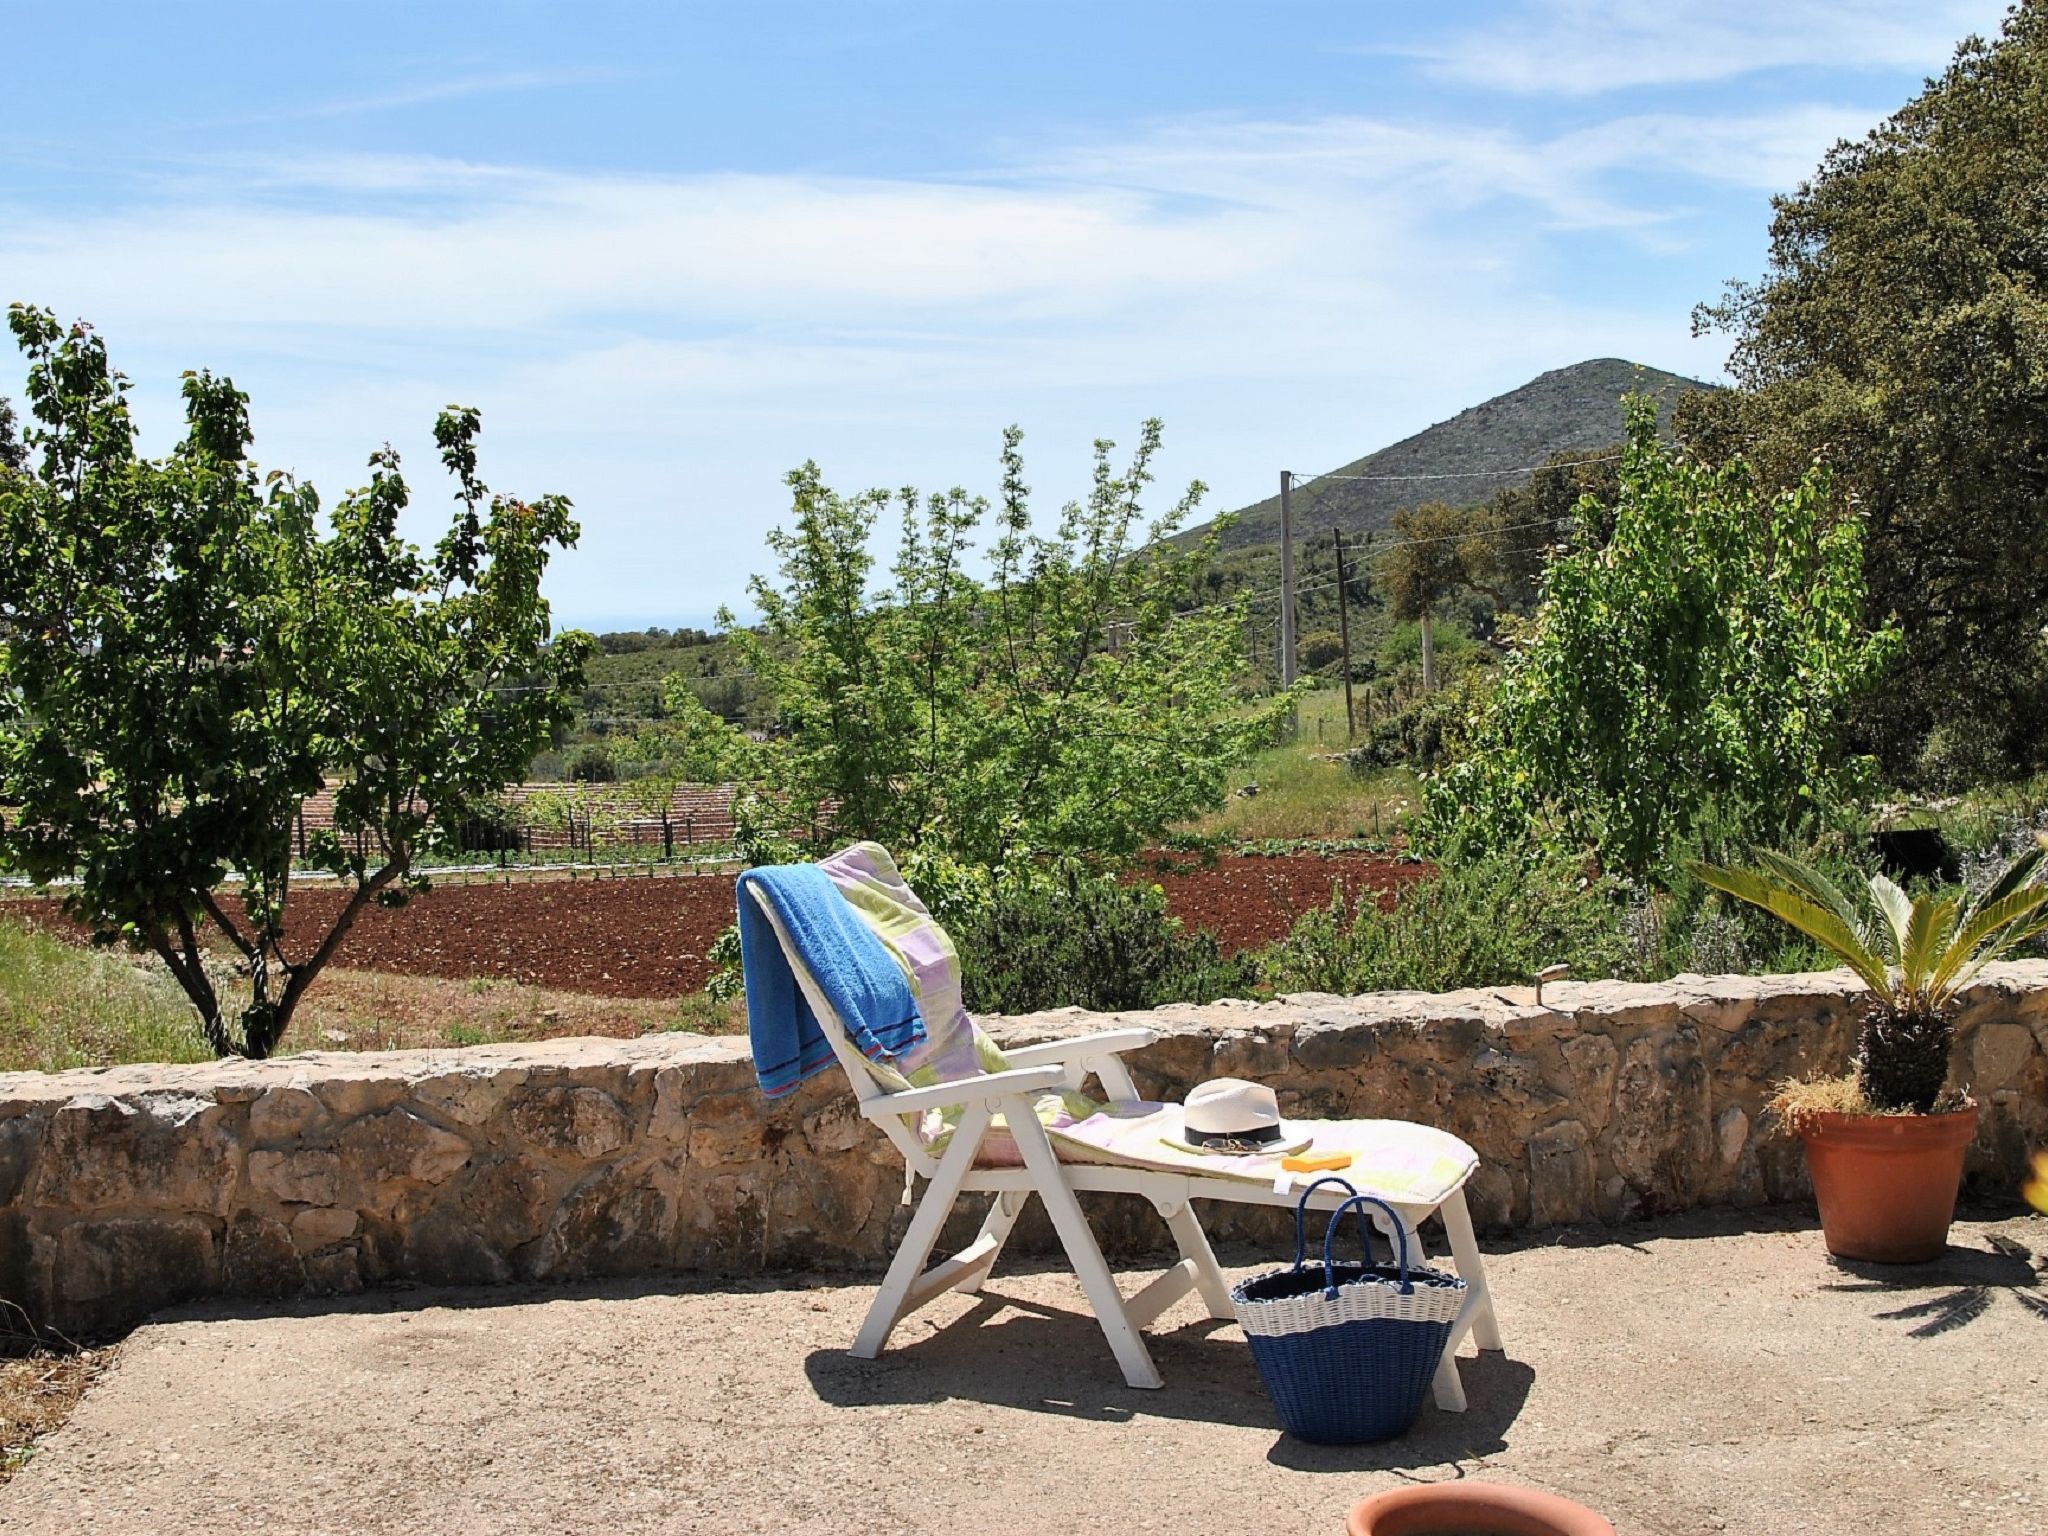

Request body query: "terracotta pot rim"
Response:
[1797, 1103, 1979, 1150]
[1347, 1482, 1615, 1536]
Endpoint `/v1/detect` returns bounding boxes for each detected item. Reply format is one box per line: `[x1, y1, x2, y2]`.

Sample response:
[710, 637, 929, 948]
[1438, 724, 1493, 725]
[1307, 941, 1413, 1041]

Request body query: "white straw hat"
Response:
[1181, 1078, 1287, 1151]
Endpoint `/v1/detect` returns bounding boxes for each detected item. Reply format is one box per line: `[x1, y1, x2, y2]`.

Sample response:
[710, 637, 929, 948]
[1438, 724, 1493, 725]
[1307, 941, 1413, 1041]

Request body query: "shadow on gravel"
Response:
[801, 1282, 1534, 1470]
[1823, 1229, 2047, 1337]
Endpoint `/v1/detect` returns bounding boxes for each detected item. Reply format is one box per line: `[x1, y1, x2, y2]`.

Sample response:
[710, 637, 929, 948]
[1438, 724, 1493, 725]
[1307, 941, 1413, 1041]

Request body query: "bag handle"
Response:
[1322, 1193, 1414, 1299]
[1290, 1176, 1360, 1270]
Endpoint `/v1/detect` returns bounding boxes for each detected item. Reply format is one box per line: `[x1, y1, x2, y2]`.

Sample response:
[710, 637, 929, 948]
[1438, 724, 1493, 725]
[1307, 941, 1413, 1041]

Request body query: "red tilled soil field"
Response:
[6, 852, 1430, 999]
[1138, 851, 1432, 954]
[9, 876, 736, 1001]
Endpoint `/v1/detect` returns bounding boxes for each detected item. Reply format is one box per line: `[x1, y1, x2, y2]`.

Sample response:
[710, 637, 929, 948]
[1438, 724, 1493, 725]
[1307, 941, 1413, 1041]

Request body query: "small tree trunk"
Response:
[1420, 606, 1437, 693]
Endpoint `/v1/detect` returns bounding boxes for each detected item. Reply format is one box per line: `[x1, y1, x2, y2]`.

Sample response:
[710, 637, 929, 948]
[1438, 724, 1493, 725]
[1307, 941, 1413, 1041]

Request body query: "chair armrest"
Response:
[860, 1063, 1072, 1119]
[1000, 1028, 1159, 1070]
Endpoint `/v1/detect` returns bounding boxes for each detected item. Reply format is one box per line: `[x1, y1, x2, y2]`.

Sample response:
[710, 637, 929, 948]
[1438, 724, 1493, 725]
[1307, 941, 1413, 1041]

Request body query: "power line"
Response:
[1292, 453, 1621, 487]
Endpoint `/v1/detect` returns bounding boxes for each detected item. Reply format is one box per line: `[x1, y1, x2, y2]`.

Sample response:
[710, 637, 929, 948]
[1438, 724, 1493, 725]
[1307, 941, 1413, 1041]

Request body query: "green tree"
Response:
[725, 421, 1289, 868]
[1381, 500, 1469, 691]
[0, 395, 23, 474]
[1691, 2, 2048, 779]
[0, 307, 591, 1057]
[1423, 399, 1898, 876]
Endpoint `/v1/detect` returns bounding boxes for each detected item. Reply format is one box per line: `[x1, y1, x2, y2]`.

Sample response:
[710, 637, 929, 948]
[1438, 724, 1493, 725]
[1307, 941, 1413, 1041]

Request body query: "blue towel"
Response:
[737, 863, 926, 1098]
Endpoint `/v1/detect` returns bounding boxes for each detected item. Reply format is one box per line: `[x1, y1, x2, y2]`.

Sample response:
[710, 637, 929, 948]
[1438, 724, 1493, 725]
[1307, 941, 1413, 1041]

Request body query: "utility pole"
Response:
[1334, 527, 1356, 740]
[1278, 470, 1297, 695]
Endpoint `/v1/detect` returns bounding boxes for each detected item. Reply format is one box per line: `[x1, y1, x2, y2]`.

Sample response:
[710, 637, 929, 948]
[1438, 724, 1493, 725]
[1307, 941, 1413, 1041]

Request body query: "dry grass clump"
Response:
[1768, 1071, 1974, 1133]
[0, 1347, 109, 1484]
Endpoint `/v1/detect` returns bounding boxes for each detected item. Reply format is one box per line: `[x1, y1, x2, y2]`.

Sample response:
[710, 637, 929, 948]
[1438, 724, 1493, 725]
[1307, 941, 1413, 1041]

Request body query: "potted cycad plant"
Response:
[1692, 844, 2048, 1262]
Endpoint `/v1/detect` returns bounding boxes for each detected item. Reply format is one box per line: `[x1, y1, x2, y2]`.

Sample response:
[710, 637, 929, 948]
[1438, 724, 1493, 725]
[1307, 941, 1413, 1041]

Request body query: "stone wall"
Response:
[4, 964, 2045, 1337]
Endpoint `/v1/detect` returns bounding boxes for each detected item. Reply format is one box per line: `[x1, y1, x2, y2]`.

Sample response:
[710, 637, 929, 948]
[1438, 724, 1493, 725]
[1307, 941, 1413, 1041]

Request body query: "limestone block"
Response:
[1291, 1020, 1381, 1073]
[289, 1207, 358, 1251]
[1527, 1119, 1594, 1228]
[34, 1091, 238, 1215]
[530, 1167, 674, 1280]
[335, 1107, 472, 1214]
[302, 1245, 363, 1295]
[1967, 1022, 2036, 1095]
[687, 1092, 773, 1167]
[53, 1215, 216, 1315]
[648, 1069, 691, 1143]
[1606, 1025, 1713, 1200]
[1462, 1164, 1517, 1232]
[223, 1213, 304, 1298]
[802, 1099, 866, 1157]
[310, 1072, 405, 1120]
[1558, 1033, 1620, 1132]
[1716, 1106, 1751, 1168]
[450, 1156, 553, 1253]
[415, 1065, 528, 1127]
[510, 1086, 633, 1161]
[249, 1149, 341, 1207]
[1212, 1030, 1290, 1079]
[248, 1084, 327, 1144]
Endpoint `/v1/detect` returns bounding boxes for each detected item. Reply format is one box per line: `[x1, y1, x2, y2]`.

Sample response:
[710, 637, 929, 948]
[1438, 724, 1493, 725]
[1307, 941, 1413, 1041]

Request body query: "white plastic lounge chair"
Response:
[748, 888, 1503, 1403]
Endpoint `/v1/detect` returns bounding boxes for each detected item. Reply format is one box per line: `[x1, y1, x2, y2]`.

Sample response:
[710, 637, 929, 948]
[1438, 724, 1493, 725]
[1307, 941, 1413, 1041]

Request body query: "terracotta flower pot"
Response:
[1347, 1483, 1615, 1535]
[1798, 1104, 1978, 1263]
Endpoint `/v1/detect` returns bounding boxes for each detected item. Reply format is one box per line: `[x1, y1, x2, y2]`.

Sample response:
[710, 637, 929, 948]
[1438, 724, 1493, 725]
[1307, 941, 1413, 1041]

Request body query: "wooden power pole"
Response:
[1278, 470, 1297, 693]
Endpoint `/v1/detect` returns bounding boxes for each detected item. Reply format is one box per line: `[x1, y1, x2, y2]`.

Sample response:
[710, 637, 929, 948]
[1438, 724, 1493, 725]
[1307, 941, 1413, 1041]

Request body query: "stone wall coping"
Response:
[7, 960, 2045, 1107]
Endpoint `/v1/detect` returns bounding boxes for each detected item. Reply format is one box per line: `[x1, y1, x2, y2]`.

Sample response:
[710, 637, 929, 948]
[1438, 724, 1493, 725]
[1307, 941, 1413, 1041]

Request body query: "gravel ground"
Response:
[5, 1209, 2044, 1536]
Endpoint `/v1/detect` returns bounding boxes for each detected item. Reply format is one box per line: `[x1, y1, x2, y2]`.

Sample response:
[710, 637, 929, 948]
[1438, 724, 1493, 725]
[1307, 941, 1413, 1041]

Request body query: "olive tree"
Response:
[0, 307, 592, 1057]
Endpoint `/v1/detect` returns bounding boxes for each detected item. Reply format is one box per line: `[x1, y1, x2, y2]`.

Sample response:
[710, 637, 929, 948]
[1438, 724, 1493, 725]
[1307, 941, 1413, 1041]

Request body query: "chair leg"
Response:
[852, 1102, 989, 1360]
[1159, 1199, 1234, 1320]
[1005, 1099, 1164, 1390]
[1388, 1207, 1468, 1415]
[1439, 1187, 1504, 1351]
[955, 1190, 1027, 1297]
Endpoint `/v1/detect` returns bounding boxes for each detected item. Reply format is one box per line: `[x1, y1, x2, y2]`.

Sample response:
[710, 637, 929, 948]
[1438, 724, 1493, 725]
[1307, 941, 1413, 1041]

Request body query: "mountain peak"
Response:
[1198, 358, 1717, 550]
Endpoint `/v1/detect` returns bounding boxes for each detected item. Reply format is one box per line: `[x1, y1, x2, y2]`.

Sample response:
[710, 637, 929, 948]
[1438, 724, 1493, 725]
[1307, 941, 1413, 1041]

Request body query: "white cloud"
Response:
[1404, 0, 2007, 96]
[0, 101, 1824, 625]
[204, 68, 627, 125]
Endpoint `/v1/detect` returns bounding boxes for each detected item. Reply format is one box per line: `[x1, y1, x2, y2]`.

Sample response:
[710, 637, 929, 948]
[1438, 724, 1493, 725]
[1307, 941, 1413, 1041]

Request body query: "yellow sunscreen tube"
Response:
[1281, 1151, 1354, 1174]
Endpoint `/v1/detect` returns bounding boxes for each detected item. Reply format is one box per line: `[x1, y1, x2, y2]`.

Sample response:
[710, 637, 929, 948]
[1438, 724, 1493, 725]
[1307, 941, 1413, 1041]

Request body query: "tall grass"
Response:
[1187, 687, 1419, 842]
[0, 919, 208, 1073]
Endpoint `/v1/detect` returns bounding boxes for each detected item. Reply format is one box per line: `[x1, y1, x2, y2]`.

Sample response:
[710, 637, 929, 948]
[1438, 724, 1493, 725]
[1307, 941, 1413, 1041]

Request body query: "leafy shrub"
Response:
[1300, 630, 1346, 673]
[1256, 851, 1633, 996]
[567, 744, 618, 783]
[1612, 800, 1870, 980]
[1345, 669, 1492, 772]
[920, 858, 1254, 1015]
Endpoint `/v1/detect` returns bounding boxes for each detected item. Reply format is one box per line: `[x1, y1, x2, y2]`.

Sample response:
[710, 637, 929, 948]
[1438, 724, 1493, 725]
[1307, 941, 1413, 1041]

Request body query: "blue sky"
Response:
[0, 1, 2012, 630]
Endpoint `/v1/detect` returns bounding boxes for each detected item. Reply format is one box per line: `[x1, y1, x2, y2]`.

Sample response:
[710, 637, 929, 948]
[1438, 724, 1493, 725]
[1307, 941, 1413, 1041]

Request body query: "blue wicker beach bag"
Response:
[1231, 1177, 1468, 1444]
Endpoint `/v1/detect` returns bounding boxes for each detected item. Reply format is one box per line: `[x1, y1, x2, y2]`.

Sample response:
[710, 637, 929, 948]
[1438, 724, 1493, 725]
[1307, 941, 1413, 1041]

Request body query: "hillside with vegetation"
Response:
[1198, 358, 1713, 552]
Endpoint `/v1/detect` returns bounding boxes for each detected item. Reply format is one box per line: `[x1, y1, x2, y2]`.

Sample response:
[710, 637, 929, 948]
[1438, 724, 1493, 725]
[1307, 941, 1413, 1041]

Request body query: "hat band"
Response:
[1183, 1122, 1284, 1150]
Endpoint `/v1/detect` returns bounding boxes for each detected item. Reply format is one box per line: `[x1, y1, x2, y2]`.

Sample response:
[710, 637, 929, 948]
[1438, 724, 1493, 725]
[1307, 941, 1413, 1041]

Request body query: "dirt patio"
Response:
[4, 1209, 2043, 1535]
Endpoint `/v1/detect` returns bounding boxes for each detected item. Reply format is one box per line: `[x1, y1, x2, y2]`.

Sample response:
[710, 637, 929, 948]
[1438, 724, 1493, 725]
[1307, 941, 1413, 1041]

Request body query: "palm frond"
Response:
[1928, 884, 2048, 1005]
[1690, 861, 1893, 997]
[1868, 873, 1914, 967]
[1753, 849, 1865, 934]
[1966, 843, 2046, 922]
[1899, 889, 1959, 994]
